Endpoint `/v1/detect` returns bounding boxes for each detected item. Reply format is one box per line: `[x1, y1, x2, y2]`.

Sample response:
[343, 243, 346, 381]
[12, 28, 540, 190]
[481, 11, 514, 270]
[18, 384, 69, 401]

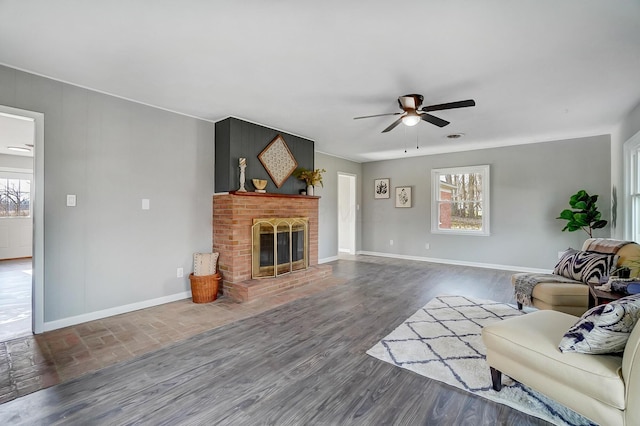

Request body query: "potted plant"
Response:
[612, 257, 640, 279]
[294, 167, 325, 196]
[557, 189, 608, 238]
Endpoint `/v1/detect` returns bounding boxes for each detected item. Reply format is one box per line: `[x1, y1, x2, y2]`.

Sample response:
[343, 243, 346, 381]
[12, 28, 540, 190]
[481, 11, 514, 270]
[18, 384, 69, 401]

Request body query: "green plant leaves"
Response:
[573, 201, 587, 210]
[557, 190, 608, 237]
[572, 213, 589, 226]
[592, 220, 607, 229]
[557, 209, 574, 220]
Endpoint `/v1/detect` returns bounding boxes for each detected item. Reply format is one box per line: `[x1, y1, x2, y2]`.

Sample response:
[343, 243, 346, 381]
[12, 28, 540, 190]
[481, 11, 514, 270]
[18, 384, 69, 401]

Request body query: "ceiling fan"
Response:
[354, 94, 475, 133]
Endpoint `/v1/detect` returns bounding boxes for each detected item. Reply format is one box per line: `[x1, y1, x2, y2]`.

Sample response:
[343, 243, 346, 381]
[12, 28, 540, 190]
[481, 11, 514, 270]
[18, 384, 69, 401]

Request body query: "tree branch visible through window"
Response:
[0, 178, 31, 217]
[431, 165, 490, 236]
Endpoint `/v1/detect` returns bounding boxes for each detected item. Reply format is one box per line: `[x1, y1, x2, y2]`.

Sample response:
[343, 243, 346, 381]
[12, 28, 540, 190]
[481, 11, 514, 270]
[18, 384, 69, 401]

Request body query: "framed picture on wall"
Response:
[258, 134, 298, 188]
[374, 178, 390, 199]
[395, 186, 412, 208]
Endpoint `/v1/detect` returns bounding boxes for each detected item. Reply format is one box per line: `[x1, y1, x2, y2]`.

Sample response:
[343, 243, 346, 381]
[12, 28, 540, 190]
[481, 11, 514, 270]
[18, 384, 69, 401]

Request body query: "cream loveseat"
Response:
[482, 309, 640, 426]
[512, 238, 640, 316]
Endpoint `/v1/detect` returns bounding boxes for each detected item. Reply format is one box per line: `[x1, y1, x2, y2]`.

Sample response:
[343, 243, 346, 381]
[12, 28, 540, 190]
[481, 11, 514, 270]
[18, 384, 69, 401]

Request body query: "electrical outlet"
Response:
[390, 239, 394, 246]
[177, 267, 184, 278]
[425, 243, 430, 249]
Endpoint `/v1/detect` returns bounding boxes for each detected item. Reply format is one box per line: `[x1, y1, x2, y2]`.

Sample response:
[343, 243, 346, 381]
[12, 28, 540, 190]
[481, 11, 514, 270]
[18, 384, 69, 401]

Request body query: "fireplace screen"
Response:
[252, 218, 309, 278]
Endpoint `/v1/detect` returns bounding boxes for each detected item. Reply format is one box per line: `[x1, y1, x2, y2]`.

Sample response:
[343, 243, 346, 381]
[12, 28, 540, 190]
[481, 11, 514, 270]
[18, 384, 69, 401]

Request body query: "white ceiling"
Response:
[1, 0, 639, 162]
[0, 113, 34, 157]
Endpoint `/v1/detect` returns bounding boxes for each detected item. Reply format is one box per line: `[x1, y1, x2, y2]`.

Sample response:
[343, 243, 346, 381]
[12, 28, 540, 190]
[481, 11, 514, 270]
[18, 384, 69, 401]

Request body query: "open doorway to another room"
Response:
[0, 108, 37, 341]
[338, 173, 356, 259]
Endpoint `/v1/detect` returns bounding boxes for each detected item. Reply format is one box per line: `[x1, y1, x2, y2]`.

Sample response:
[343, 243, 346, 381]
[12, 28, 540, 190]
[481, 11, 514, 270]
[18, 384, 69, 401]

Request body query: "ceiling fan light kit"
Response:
[354, 94, 476, 133]
[401, 111, 421, 127]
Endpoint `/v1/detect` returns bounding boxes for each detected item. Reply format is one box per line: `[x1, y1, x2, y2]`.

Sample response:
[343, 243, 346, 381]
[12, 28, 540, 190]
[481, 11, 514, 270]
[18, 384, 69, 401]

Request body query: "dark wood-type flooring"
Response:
[0, 256, 550, 425]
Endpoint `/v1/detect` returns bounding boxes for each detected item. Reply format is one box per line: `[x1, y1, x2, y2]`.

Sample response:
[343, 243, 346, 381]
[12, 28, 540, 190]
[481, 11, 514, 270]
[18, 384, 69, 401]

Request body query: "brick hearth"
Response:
[213, 191, 332, 302]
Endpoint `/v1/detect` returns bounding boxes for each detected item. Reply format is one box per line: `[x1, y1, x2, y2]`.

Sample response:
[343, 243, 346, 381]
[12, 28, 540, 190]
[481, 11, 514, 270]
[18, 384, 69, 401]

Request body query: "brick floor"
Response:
[0, 276, 345, 405]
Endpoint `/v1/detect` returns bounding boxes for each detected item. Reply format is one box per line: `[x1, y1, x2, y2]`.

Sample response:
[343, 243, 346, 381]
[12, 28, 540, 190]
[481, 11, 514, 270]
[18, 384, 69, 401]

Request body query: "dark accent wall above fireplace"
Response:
[214, 117, 315, 194]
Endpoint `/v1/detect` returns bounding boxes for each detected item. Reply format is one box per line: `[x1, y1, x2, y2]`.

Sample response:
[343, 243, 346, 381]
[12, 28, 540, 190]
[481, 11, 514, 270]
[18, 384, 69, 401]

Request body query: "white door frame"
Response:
[0, 105, 44, 334]
[337, 172, 357, 255]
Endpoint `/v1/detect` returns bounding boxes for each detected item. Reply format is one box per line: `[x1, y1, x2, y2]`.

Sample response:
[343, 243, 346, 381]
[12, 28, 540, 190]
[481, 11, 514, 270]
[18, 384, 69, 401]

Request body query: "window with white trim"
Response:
[625, 134, 640, 242]
[0, 177, 31, 217]
[431, 165, 490, 236]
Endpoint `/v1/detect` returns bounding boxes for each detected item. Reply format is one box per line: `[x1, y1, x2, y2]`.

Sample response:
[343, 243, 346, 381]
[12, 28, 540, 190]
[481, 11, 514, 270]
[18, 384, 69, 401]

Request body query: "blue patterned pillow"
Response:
[553, 249, 618, 284]
[558, 293, 640, 354]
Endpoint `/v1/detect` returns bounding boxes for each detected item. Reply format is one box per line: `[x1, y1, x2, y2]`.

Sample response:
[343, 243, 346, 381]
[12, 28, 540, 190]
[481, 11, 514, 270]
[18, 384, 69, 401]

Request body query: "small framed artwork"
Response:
[374, 178, 390, 199]
[395, 186, 412, 208]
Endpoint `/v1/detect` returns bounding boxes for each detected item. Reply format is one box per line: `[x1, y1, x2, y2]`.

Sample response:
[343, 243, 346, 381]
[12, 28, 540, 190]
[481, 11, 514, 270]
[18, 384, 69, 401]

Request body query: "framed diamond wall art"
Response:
[258, 135, 298, 188]
[374, 178, 390, 199]
[395, 186, 412, 208]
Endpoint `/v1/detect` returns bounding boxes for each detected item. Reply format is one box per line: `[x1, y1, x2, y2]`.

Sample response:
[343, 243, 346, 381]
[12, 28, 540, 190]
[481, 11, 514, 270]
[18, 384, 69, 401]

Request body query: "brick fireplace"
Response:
[213, 191, 332, 302]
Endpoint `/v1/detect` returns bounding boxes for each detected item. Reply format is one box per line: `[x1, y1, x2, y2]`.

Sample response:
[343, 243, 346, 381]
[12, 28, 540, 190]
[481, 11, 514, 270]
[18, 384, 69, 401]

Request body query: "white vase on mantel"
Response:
[307, 185, 314, 196]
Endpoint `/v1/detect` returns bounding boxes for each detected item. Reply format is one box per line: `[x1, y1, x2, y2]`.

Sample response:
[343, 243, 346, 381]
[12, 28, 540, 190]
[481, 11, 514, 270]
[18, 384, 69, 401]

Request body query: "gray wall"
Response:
[315, 152, 362, 261]
[0, 65, 214, 324]
[617, 100, 640, 153]
[361, 135, 611, 270]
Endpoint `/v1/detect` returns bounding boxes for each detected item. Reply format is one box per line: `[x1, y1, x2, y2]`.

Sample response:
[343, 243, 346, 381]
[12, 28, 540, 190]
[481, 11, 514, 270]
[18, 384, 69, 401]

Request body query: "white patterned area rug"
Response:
[366, 295, 595, 426]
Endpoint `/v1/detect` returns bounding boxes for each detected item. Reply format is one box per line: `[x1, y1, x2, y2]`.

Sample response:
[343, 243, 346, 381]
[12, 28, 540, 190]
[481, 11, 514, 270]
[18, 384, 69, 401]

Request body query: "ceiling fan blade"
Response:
[382, 117, 404, 133]
[421, 99, 476, 112]
[354, 112, 402, 120]
[420, 113, 450, 128]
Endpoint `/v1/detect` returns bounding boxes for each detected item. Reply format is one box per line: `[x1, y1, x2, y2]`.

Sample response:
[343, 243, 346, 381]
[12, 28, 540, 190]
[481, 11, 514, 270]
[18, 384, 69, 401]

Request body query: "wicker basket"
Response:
[189, 272, 221, 303]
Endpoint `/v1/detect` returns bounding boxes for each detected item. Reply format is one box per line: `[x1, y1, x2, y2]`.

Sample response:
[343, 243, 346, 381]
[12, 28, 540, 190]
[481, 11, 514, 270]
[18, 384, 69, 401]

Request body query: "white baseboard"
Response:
[356, 251, 551, 274]
[42, 291, 192, 332]
[40, 253, 549, 332]
[319, 255, 339, 264]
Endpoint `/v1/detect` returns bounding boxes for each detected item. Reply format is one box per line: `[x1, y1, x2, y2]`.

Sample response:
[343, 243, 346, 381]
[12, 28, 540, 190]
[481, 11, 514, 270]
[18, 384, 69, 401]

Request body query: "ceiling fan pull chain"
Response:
[404, 125, 408, 153]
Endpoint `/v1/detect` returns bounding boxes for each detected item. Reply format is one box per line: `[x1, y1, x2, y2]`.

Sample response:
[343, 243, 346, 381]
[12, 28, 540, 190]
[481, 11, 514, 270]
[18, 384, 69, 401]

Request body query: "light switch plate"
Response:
[66, 194, 76, 207]
[142, 199, 150, 210]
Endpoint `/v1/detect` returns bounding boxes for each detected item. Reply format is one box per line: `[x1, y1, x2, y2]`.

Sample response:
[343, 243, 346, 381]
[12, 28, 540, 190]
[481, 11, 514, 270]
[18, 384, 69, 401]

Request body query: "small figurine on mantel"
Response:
[238, 157, 247, 192]
[252, 179, 267, 193]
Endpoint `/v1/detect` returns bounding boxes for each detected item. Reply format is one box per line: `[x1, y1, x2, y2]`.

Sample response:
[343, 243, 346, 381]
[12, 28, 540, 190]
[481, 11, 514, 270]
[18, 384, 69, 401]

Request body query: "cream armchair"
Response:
[482, 309, 640, 426]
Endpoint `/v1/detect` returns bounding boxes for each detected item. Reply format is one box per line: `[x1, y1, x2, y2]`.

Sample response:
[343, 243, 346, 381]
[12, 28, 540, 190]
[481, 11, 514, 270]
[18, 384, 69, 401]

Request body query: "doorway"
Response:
[0, 105, 44, 338]
[338, 173, 356, 256]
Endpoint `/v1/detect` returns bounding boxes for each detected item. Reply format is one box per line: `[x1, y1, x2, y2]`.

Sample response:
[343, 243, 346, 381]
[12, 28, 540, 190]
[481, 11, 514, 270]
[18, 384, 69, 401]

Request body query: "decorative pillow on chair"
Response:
[558, 293, 640, 354]
[553, 249, 619, 284]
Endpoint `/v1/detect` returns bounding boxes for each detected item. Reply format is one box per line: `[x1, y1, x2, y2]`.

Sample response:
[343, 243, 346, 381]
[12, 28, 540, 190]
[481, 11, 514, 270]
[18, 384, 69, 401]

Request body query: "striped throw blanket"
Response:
[513, 273, 584, 307]
[583, 238, 633, 254]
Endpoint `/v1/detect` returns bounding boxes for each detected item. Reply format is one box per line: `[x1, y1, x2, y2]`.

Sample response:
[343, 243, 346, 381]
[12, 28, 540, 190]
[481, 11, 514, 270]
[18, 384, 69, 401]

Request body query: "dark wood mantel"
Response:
[227, 191, 320, 199]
